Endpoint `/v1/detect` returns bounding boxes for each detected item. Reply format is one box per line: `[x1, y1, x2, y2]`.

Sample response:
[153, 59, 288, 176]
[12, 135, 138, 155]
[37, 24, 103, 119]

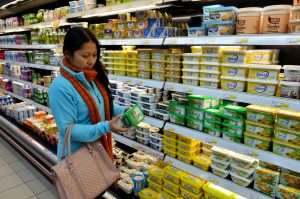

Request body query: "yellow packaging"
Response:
[127, 71, 138, 77]
[273, 139, 300, 160]
[202, 46, 219, 55]
[246, 120, 274, 138]
[139, 188, 160, 199]
[199, 78, 219, 89]
[148, 166, 164, 185]
[148, 179, 163, 192]
[244, 132, 272, 151]
[163, 136, 177, 146]
[152, 49, 169, 61]
[193, 155, 212, 171]
[166, 62, 182, 69]
[221, 63, 248, 77]
[126, 58, 138, 65]
[203, 182, 238, 199]
[103, 50, 115, 57]
[246, 50, 279, 64]
[181, 187, 203, 199]
[177, 135, 200, 145]
[164, 129, 177, 139]
[200, 70, 220, 79]
[183, 53, 202, 63]
[181, 174, 206, 195]
[103, 57, 114, 63]
[177, 147, 200, 157]
[165, 68, 181, 76]
[247, 79, 278, 96]
[248, 65, 281, 81]
[126, 64, 138, 70]
[221, 50, 247, 64]
[166, 54, 182, 62]
[164, 148, 177, 158]
[221, 76, 246, 92]
[274, 127, 300, 145]
[114, 63, 126, 70]
[200, 62, 220, 72]
[163, 142, 177, 151]
[177, 153, 193, 164]
[126, 50, 138, 59]
[114, 69, 126, 76]
[202, 147, 213, 157]
[138, 49, 153, 60]
[201, 55, 220, 63]
[246, 105, 276, 125]
[113, 51, 127, 58]
[163, 166, 185, 184]
[191, 46, 203, 53]
[277, 109, 300, 131]
[161, 190, 179, 199]
[177, 140, 201, 151]
[164, 179, 180, 195]
[151, 60, 166, 70]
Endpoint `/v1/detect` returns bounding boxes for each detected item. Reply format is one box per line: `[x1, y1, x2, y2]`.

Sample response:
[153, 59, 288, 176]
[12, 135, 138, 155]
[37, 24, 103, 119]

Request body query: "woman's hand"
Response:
[109, 115, 128, 133]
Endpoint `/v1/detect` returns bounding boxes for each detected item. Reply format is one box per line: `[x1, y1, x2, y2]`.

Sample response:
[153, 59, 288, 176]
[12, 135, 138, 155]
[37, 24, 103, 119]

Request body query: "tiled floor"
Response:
[0, 137, 58, 199]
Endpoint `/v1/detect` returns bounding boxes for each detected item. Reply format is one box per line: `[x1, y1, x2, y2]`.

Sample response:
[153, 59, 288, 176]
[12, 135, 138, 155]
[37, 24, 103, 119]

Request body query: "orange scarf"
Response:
[60, 61, 113, 159]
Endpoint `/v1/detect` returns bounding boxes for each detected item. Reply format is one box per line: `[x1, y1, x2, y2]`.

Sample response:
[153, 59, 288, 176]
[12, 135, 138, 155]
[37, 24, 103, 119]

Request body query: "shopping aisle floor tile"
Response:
[0, 164, 15, 178]
[0, 173, 24, 193]
[0, 184, 34, 199]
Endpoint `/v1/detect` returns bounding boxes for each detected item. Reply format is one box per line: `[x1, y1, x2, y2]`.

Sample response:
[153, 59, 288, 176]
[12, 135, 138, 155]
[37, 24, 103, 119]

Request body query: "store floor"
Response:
[0, 136, 118, 199]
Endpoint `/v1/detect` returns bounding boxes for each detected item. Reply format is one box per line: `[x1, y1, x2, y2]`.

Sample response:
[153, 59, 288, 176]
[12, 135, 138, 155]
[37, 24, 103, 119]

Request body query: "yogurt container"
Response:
[237, 7, 262, 34]
[283, 65, 300, 81]
[199, 78, 219, 89]
[280, 81, 300, 99]
[221, 63, 248, 77]
[248, 64, 281, 80]
[247, 79, 278, 96]
[262, 5, 292, 33]
[221, 76, 246, 92]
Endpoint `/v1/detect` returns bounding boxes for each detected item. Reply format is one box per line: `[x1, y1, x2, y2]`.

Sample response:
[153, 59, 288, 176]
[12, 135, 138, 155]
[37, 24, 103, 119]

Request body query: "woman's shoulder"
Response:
[49, 75, 74, 94]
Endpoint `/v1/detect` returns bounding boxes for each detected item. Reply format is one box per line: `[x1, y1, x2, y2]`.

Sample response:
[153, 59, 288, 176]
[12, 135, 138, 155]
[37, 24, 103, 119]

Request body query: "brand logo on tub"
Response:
[255, 85, 267, 93]
[228, 68, 238, 76]
[228, 82, 237, 89]
[228, 55, 239, 63]
[257, 71, 269, 79]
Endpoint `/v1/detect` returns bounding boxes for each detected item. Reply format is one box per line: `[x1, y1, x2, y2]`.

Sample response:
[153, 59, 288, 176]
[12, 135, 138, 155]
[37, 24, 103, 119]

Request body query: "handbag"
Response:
[52, 125, 120, 199]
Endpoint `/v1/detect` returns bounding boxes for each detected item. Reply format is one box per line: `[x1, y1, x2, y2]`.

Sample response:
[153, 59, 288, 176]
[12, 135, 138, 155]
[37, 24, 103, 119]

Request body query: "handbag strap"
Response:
[61, 125, 73, 159]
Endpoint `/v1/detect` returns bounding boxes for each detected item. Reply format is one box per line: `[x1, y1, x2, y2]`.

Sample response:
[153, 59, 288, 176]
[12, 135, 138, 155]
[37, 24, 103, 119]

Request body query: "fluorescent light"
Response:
[1, 0, 27, 9]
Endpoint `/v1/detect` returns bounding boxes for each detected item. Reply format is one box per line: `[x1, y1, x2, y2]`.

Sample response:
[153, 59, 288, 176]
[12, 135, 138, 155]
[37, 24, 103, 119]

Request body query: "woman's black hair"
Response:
[63, 27, 113, 117]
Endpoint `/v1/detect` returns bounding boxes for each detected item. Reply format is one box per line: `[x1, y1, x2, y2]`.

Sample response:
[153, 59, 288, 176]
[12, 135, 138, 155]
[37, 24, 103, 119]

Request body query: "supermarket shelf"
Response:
[144, 116, 165, 128]
[165, 156, 270, 199]
[112, 133, 164, 158]
[165, 82, 300, 111]
[0, 88, 51, 113]
[165, 122, 300, 173]
[164, 35, 300, 46]
[0, 60, 59, 71]
[0, 74, 49, 91]
[99, 38, 164, 46]
[0, 44, 58, 50]
[109, 75, 165, 88]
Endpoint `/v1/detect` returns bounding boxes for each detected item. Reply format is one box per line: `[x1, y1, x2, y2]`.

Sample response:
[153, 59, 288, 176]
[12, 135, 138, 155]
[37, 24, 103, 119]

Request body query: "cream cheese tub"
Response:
[247, 79, 278, 96]
[283, 65, 300, 81]
[221, 63, 248, 77]
[221, 76, 246, 92]
[248, 64, 281, 81]
[237, 7, 262, 34]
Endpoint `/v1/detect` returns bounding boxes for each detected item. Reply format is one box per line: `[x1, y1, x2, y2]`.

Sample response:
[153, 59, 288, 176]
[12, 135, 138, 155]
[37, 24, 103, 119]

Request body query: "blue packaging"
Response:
[132, 174, 145, 196]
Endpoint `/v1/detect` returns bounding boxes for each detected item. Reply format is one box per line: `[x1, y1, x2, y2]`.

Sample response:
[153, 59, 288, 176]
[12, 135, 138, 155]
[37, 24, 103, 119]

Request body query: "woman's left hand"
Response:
[109, 115, 129, 133]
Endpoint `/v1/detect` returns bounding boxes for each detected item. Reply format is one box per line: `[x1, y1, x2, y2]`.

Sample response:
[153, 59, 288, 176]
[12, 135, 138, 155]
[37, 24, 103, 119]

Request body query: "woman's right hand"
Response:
[109, 115, 128, 133]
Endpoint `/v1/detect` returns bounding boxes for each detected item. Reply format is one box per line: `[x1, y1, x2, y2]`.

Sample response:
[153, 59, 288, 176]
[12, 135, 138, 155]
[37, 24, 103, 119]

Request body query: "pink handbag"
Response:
[52, 125, 120, 199]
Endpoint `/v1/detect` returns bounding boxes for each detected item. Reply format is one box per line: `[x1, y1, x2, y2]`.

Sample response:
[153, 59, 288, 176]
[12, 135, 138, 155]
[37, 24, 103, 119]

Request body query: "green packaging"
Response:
[223, 104, 246, 120]
[122, 105, 145, 127]
[205, 109, 224, 123]
[187, 95, 212, 109]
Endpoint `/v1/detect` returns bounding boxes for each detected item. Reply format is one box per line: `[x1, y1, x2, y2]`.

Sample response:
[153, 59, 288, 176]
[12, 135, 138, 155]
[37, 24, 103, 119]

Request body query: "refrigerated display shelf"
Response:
[0, 74, 48, 91]
[0, 60, 59, 71]
[165, 122, 300, 173]
[0, 88, 51, 113]
[0, 44, 58, 50]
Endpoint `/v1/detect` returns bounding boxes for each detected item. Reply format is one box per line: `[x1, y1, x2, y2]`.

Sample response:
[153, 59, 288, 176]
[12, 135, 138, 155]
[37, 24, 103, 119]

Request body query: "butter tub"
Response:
[248, 64, 281, 81]
[200, 62, 220, 72]
[283, 65, 300, 81]
[221, 50, 248, 64]
[182, 76, 199, 86]
[276, 109, 300, 131]
[221, 76, 247, 92]
[244, 132, 272, 151]
[273, 139, 300, 160]
[246, 50, 279, 64]
[200, 70, 220, 79]
[183, 53, 202, 63]
[274, 127, 300, 146]
[221, 63, 248, 78]
[200, 78, 219, 89]
[247, 79, 278, 96]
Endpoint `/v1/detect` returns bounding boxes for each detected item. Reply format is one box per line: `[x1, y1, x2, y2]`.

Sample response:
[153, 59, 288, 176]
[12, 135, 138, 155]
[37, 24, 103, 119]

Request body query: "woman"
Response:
[49, 27, 128, 160]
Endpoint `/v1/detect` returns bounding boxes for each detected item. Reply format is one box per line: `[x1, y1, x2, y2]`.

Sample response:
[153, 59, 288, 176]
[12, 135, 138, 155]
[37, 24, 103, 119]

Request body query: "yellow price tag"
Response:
[249, 149, 259, 158]
[238, 38, 249, 44]
[224, 94, 237, 101]
[52, 20, 60, 29]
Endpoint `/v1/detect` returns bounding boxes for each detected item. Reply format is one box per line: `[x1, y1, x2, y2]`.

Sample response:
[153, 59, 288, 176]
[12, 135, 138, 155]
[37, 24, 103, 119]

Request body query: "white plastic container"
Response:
[182, 53, 202, 63]
[283, 65, 300, 81]
[211, 165, 230, 178]
[149, 141, 163, 151]
[201, 62, 220, 72]
[212, 157, 230, 170]
[199, 78, 219, 89]
[262, 5, 292, 33]
[230, 164, 255, 179]
[237, 7, 263, 34]
[280, 81, 300, 99]
[136, 130, 150, 139]
[136, 135, 150, 145]
[230, 172, 253, 187]
[150, 133, 163, 145]
[221, 76, 247, 92]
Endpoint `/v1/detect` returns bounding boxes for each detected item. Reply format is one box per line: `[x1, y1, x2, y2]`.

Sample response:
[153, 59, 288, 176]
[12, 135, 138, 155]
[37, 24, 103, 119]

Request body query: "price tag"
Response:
[224, 94, 237, 101]
[271, 101, 289, 109]
[209, 178, 220, 185]
[288, 38, 300, 45]
[52, 20, 60, 29]
[183, 87, 193, 94]
[209, 138, 218, 145]
[238, 38, 249, 44]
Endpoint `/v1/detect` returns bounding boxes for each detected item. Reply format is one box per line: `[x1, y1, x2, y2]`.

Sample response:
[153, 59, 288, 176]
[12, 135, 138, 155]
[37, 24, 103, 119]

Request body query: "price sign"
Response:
[271, 101, 289, 109]
[238, 38, 249, 44]
[249, 149, 259, 158]
[183, 86, 193, 94]
[224, 94, 237, 101]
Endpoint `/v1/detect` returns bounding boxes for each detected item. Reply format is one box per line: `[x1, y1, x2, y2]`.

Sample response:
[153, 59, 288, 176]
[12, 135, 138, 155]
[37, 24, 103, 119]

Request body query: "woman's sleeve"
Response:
[49, 84, 110, 142]
[113, 102, 126, 116]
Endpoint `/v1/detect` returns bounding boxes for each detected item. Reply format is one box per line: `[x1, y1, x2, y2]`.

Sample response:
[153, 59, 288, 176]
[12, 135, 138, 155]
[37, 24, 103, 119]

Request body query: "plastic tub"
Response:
[203, 183, 237, 199]
[246, 120, 273, 138]
[212, 157, 230, 170]
[152, 71, 165, 81]
[164, 129, 177, 139]
[186, 106, 205, 120]
[262, 5, 292, 33]
[254, 181, 276, 197]
[181, 175, 205, 195]
[127, 59, 138, 65]
[207, 21, 236, 36]
[151, 50, 169, 61]
[183, 53, 202, 63]
[193, 155, 211, 171]
[137, 49, 152, 60]
[182, 76, 199, 86]
[247, 79, 278, 96]
[166, 54, 182, 62]
[277, 109, 300, 131]
[153, 109, 169, 121]
[200, 70, 220, 79]
[201, 55, 220, 63]
[138, 71, 151, 79]
[164, 179, 180, 195]
[177, 135, 199, 145]
[163, 166, 185, 184]
[186, 117, 204, 131]
[177, 140, 200, 151]
[247, 50, 279, 65]
[221, 50, 247, 64]
[151, 60, 166, 71]
[254, 167, 280, 185]
[211, 165, 230, 178]
[221, 76, 247, 92]
[221, 63, 248, 77]
[230, 172, 253, 187]
[244, 132, 272, 151]
[237, 7, 262, 34]
[274, 127, 300, 146]
[136, 135, 150, 145]
[150, 133, 163, 144]
[199, 78, 219, 89]
[291, 19, 300, 33]
[177, 153, 193, 164]
[273, 138, 300, 160]
[166, 75, 181, 83]
[165, 68, 181, 76]
[212, 146, 232, 162]
[202, 46, 219, 55]
[183, 61, 201, 70]
[181, 187, 203, 199]
[246, 105, 276, 125]
[182, 69, 200, 78]
[248, 65, 281, 80]
[136, 130, 149, 139]
[166, 62, 181, 69]
[276, 184, 300, 199]
[230, 164, 256, 179]
[147, 179, 162, 193]
[164, 147, 177, 158]
[283, 65, 300, 81]
[209, 6, 238, 21]
[200, 62, 220, 72]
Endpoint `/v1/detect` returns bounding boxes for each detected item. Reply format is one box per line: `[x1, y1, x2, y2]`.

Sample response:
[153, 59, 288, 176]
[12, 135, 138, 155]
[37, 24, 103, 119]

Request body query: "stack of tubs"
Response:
[165, 49, 183, 83]
[138, 49, 152, 79]
[182, 46, 202, 86]
[151, 49, 169, 81]
[126, 50, 138, 77]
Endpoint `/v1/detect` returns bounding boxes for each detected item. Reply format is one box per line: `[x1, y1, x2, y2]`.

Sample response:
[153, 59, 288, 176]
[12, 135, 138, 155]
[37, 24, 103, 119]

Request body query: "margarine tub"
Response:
[114, 57, 127, 64]
[183, 53, 202, 63]
[200, 70, 220, 79]
[274, 127, 300, 146]
[200, 62, 220, 72]
[247, 50, 279, 64]
[262, 5, 292, 33]
[283, 65, 300, 81]
[200, 78, 219, 89]
[279, 81, 300, 99]
[221, 50, 247, 64]
[221, 63, 248, 77]
[292, 6, 300, 20]
[182, 76, 199, 86]
[246, 104, 276, 125]
[276, 184, 300, 199]
[248, 64, 281, 81]
[165, 68, 181, 76]
[191, 46, 202, 53]
[291, 19, 300, 33]
[247, 79, 278, 96]
[166, 75, 181, 83]
[221, 76, 246, 92]
[166, 54, 182, 63]
[137, 49, 152, 60]
[201, 54, 220, 63]
[151, 60, 166, 71]
[244, 132, 272, 151]
[166, 62, 182, 69]
[276, 109, 300, 131]
[126, 58, 138, 65]
[126, 50, 138, 59]
[207, 20, 236, 36]
[183, 61, 201, 70]
[209, 6, 238, 21]
[182, 68, 201, 78]
[273, 139, 300, 160]
[139, 71, 151, 79]
[202, 46, 219, 55]
[152, 71, 165, 81]
[203, 182, 238, 199]
[246, 120, 273, 138]
[237, 7, 262, 34]
[151, 49, 169, 61]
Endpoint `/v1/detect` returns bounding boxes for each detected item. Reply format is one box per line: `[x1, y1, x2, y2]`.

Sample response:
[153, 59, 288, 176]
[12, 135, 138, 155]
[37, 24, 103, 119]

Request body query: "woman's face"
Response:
[68, 41, 97, 69]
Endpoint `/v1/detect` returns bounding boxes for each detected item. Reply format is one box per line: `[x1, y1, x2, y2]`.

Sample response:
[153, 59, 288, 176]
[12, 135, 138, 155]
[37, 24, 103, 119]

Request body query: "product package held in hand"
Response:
[122, 105, 145, 127]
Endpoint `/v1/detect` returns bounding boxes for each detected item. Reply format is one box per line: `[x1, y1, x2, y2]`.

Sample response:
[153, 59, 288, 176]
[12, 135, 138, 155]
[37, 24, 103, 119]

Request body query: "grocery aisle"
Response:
[0, 136, 58, 199]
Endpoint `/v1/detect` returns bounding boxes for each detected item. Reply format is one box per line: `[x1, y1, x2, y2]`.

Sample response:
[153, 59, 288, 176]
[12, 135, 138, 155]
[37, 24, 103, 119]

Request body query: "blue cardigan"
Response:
[49, 66, 124, 160]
